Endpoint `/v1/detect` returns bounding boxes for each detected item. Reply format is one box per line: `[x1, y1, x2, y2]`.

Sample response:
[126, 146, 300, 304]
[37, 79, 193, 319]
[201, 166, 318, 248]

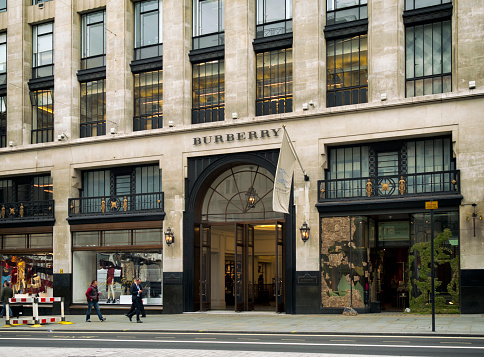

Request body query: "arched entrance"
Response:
[194, 164, 285, 312]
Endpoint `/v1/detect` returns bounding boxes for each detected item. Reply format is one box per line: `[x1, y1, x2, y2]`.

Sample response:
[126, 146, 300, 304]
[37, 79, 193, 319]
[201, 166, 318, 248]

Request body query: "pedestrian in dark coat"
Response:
[0, 281, 13, 318]
[126, 278, 143, 323]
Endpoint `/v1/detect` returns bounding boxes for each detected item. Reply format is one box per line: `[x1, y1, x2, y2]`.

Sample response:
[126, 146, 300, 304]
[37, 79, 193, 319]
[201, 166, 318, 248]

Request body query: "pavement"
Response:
[3, 311, 484, 336]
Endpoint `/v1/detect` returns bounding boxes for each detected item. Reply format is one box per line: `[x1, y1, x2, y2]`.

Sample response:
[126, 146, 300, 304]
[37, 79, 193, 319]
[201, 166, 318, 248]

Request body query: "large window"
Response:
[0, 0, 5, 13]
[72, 240, 163, 306]
[31, 89, 54, 144]
[80, 79, 106, 138]
[135, 0, 163, 60]
[405, 20, 451, 97]
[33, 0, 53, 4]
[81, 11, 106, 70]
[405, 0, 451, 11]
[326, 34, 368, 107]
[134, 69, 163, 131]
[32, 22, 54, 78]
[0, 95, 5, 148]
[192, 59, 225, 124]
[326, 0, 367, 26]
[0, 33, 6, 85]
[256, 0, 292, 38]
[256, 48, 292, 116]
[193, 0, 224, 49]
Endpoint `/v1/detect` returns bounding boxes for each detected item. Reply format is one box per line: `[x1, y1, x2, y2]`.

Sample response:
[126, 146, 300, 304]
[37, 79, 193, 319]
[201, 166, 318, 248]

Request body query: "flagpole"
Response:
[282, 125, 309, 181]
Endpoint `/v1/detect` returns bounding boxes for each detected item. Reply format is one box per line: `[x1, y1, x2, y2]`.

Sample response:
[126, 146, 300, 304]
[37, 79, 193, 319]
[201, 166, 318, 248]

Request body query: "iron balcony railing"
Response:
[0, 200, 55, 220]
[318, 170, 460, 202]
[68, 192, 164, 217]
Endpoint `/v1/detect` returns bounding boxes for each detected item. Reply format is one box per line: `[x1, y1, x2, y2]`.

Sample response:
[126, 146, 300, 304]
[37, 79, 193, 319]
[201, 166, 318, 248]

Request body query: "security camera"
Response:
[57, 133, 65, 141]
[168, 121, 174, 127]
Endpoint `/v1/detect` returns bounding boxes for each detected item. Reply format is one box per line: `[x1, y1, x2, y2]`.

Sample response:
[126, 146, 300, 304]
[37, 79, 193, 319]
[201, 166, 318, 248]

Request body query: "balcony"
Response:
[316, 170, 462, 213]
[67, 192, 165, 224]
[0, 200, 55, 227]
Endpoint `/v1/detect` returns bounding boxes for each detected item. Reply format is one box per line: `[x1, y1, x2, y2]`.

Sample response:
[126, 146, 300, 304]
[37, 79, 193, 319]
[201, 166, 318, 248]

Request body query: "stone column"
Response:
[105, 0, 134, 134]
[54, 0, 80, 139]
[163, 0, 192, 126]
[293, 0, 322, 112]
[367, 0, 404, 102]
[224, 0, 256, 120]
[6, 0, 31, 146]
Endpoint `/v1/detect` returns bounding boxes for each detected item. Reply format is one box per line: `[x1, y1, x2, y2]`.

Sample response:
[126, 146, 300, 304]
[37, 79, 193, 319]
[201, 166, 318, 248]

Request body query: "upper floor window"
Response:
[80, 79, 106, 137]
[326, 34, 368, 107]
[193, 0, 225, 50]
[0, 175, 53, 204]
[134, 69, 163, 131]
[134, 0, 163, 60]
[256, 0, 292, 38]
[192, 59, 225, 124]
[33, 22, 54, 78]
[405, 20, 451, 97]
[0, 0, 5, 13]
[0, 95, 5, 148]
[326, 0, 367, 26]
[81, 11, 106, 70]
[405, 0, 451, 11]
[0, 33, 6, 85]
[33, 0, 53, 4]
[30, 89, 54, 144]
[256, 48, 292, 116]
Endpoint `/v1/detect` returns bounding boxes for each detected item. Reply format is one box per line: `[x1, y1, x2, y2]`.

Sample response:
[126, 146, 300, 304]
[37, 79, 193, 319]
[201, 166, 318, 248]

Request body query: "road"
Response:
[0, 330, 483, 356]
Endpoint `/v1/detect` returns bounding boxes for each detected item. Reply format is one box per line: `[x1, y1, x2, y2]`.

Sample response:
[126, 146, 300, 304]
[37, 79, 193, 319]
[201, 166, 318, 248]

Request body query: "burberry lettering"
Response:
[193, 128, 281, 146]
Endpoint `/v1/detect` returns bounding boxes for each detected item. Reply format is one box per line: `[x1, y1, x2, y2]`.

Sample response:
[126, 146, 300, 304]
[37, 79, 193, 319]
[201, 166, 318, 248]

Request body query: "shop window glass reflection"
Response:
[0, 254, 54, 296]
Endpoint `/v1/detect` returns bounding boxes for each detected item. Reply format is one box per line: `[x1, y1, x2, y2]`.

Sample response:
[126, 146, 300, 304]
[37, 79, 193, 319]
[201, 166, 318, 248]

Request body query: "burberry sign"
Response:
[193, 128, 281, 146]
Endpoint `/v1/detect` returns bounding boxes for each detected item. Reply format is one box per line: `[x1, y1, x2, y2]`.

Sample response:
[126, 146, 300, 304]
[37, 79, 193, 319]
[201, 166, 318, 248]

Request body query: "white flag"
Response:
[273, 129, 297, 214]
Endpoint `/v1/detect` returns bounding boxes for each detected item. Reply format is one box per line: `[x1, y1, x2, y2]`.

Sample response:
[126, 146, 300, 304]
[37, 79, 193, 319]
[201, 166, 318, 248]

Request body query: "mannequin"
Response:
[17, 259, 26, 293]
[32, 273, 41, 296]
[106, 266, 115, 303]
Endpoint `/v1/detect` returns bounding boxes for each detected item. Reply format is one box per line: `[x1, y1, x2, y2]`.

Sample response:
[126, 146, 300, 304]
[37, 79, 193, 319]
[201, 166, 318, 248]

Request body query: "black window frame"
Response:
[32, 22, 54, 79]
[326, 0, 367, 26]
[134, 0, 163, 60]
[81, 10, 106, 70]
[192, 0, 225, 50]
[80, 78, 106, 138]
[133, 69, 163, 131]
[0, 95, 5, 148]
[326, 33, 368, 108]
[405, 0, 451, 11]
[256, 0, 292, 39]
[30, 88, 54, 144]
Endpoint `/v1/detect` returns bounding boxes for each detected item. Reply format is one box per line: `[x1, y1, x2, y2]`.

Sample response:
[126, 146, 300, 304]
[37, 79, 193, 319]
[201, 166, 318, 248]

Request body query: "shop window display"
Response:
[1, 254, 54, 297]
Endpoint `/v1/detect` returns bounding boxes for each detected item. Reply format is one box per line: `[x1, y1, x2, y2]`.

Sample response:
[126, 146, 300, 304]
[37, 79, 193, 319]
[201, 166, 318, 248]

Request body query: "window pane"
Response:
[104, 230, 130, 246]
[30, 233, 53, 249]
[88, 23, 104, 56]
[141, 11, 159, 46]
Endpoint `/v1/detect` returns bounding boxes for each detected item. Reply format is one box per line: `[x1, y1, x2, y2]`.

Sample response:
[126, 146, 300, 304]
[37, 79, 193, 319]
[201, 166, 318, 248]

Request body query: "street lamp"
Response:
[300, 222, 310, 243]
[165, 227, 174, 246]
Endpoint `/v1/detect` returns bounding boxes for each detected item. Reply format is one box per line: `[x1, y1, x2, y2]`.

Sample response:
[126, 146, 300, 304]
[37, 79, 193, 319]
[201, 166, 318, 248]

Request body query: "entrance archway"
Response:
[194, 164, 285, 312]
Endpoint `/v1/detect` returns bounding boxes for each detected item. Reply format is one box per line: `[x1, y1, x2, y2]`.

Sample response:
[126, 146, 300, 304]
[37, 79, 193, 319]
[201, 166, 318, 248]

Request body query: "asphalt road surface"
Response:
[1, 330, 483, 356]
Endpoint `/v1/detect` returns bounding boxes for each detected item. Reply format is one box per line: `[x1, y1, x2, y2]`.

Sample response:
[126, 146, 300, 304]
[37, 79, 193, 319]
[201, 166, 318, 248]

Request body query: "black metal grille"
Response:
[0, 200, 54, 219]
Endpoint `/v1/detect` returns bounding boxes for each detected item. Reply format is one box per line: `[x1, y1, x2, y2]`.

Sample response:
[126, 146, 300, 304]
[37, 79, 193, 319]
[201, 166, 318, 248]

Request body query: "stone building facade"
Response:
[0, 0, 483, 315]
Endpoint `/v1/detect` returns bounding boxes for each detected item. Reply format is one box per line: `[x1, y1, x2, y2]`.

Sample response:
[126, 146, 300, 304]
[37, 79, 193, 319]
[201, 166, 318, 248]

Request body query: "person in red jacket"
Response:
[85, 280, 106, 322]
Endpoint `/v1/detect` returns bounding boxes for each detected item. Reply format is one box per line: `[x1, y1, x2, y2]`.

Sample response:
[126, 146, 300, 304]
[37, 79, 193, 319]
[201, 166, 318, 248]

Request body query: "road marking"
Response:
[440, 341, 471, 345]
[155, 337, 175, 339]
[330, 340, 356, 342]
[195, 337, 216, 340]
[383, 340, 410, 343]
[237, 338, 260, 341]
[281, 339, 305, 341]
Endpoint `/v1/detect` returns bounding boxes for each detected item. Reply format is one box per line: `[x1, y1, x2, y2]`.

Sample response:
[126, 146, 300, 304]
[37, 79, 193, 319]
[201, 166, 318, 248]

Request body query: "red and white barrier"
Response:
[6, 296, 65, 326]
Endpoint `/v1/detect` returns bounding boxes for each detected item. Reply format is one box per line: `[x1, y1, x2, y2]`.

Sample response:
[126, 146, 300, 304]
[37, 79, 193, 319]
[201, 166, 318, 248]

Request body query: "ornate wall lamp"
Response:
[300, 222, 310, 243]
[165, 226, 174, 246]
[466, 203, 482, 237]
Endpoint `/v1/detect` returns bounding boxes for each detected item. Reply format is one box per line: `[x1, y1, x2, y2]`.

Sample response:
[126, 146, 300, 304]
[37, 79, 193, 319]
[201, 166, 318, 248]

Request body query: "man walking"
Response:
[85, 280, 106, 322]
[0, 281, 13, 318]
[126, 278, 143, 323]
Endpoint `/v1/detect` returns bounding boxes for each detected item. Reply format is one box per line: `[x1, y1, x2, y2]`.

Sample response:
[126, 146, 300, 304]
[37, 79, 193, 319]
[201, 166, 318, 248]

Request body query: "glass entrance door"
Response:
[275, 221, 284, 313]
[234, 223, 255, 311]
[200, 224, 211, 311]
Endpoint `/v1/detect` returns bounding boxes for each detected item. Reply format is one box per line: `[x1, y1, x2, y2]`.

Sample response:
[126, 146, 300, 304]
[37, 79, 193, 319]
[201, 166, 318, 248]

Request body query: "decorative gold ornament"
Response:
[381, 182, 390, 191]
[1, 205, 5, 218]
[365, 179, 372, 197]
[123, 196, 128, 212]
[101, 198, 106, 213]
[452, 179, 457, 185]
[111, 200, 117, 209]
[9, 207, 15, 216]
[399, 176, 406, 195]
[20, 203, 24, 217]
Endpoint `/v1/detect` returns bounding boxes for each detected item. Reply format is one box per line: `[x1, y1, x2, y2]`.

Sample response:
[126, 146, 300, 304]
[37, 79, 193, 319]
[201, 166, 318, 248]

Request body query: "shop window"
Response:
[32, 22, 54, 79]
[81, 11, 106, 70]
[134, 0, 163, 60]
[405, 20, 451, 97]
[80, 79, 106, 137]
[256, 0, 292, 38]
[0, 0, 5, 13]
[192, 59, 225, 124]
[72, 229, 163, 305]
[134, 69, 163, 131]
[326, 34, 367, 108]
[1, 241, 54, 296]
[405, 0, 451, 11]
[320, 216, 369, 309]
[0, 32, 6, 85]
[0, 95, 6, 148]
[192, 0, 225, 50]
[30, 88, 54, 144]
[256, 48, 292, 116]
[326, 0, 367, 26]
